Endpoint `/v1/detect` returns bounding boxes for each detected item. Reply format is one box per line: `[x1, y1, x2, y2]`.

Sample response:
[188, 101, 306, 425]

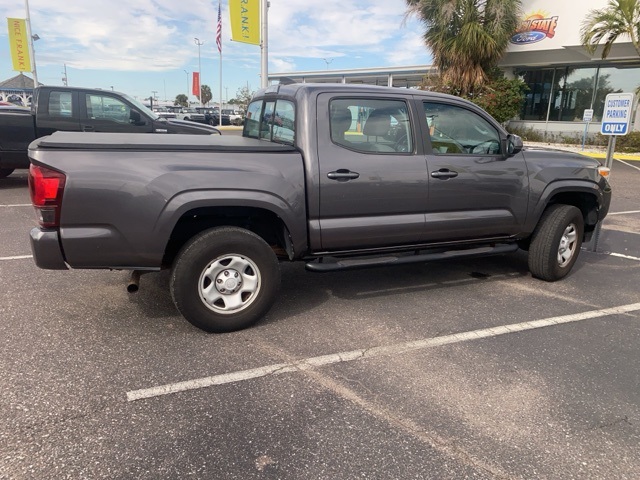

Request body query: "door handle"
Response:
[327, 169, 360, 181]
[431, 169, 458, 179]
[82, 125, 95, 132]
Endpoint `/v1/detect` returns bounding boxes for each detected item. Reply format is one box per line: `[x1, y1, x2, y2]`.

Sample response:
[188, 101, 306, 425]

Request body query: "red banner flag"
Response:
[192, 72, 200, 97]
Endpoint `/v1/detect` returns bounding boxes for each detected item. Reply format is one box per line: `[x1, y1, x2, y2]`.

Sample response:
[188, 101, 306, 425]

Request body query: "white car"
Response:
[222, 109, 244, 126]
[174, 107, 206, 123]
[152, 107, 176, 119]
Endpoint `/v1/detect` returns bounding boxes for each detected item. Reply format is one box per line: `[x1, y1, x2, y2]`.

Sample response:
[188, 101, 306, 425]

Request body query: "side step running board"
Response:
[305, 244, 519, 272]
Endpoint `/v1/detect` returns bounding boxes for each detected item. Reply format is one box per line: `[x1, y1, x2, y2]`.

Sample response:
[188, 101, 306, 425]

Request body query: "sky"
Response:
[0, 0, 432, 104]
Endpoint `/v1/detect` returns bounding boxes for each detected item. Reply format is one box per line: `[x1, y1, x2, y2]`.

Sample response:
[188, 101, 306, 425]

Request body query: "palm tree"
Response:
[580, 0, 640, 58]
[406, 0, 522, 95]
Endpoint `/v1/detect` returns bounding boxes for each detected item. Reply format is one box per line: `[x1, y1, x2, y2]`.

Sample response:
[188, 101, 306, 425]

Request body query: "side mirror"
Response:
[506, 134, 523, 156]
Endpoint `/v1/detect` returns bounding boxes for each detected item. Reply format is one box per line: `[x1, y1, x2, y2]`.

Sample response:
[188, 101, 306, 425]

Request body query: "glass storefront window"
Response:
[517, 64, 640, 123]
[519, 69, 555, 120]
[552, 67, 597, 122]
[593, 65, 640, 121]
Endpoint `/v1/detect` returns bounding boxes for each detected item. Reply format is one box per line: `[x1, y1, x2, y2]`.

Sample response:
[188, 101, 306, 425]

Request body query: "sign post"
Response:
[581, 109, 593, 151]
[590, 92, 634, 252]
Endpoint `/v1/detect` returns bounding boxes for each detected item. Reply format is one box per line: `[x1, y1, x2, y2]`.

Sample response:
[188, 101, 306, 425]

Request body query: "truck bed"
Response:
[34, 131, 297, 153]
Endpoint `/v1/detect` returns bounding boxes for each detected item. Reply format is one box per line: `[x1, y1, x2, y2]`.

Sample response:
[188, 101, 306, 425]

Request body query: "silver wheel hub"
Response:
[198, 255, 261, 314]
[216, 269, 242, 294]
[557, 224, 578, 267]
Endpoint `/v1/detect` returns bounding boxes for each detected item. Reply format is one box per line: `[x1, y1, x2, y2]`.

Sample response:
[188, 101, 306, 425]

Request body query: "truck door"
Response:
[420, 101, 529, 241]
[316, 93, 428, 250]
[35, 90, 81, 137]
[80, 92, 153, 133]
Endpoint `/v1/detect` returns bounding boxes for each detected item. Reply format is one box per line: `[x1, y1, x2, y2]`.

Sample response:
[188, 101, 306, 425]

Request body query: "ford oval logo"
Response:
[510, 31, 547, 44]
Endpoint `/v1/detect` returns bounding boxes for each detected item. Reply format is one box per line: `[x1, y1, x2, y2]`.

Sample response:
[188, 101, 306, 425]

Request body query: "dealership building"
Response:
[269, 0, 640, 135]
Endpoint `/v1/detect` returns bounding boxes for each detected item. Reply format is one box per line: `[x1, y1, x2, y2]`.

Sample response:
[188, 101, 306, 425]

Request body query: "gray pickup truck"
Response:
[0, 85, 220, 178]
[28, 83, 611, 332]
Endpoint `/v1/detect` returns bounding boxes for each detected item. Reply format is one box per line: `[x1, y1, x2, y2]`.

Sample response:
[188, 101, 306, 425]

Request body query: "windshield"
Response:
[185, 108, 198, 113]
[123, 94, 159, 120]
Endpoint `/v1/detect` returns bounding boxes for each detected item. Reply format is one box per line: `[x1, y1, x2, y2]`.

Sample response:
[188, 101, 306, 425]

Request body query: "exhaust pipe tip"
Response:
[127, 270, 141, 293]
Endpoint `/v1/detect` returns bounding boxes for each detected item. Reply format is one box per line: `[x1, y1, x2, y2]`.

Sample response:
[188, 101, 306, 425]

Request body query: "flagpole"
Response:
[217, 1, 223, 127]
[25, 0, 38, 86]
[260, 0, 268, 88]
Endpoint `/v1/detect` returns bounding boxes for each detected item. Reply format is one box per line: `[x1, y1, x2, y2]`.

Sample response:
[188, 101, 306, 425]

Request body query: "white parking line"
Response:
[126, 302, 640, 402]
[608, 210, 640, 216]
[609, 252, 640, 262]
[0, 204, 31, 208]
[0, 255, 33, 261]
[617, 159, 640, 172]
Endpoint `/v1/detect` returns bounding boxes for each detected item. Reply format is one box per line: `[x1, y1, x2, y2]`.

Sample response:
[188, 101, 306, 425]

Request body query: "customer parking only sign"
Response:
[601, 93, 634, 136]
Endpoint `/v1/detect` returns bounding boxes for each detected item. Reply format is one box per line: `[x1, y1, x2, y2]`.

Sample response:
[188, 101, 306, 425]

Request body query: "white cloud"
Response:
[0, 0, 421, 71]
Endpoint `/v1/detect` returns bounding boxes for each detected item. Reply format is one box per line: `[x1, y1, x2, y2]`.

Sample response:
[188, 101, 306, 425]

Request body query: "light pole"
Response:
[323, 58, 333, 70]
[183, 70, 189, 101]
[194, 37, 204, 107]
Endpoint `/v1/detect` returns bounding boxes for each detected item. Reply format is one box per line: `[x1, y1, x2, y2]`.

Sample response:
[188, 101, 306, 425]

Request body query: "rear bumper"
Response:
[29, 227, 68, 270]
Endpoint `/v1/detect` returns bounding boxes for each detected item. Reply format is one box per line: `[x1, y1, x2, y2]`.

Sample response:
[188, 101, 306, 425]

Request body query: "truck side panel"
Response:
[29, 148, 307, 268]
[0, 111, 36, 169]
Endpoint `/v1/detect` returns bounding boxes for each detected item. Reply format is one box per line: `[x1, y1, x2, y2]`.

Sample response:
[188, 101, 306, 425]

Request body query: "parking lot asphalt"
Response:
[1, 157, 639, 479]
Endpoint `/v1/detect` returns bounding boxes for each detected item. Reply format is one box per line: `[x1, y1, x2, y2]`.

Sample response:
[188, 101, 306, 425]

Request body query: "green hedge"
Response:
[596, 131, 640, 153]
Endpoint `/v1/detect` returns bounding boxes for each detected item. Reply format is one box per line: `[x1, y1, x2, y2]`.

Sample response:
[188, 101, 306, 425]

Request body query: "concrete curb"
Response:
[580, 152, 640, 162]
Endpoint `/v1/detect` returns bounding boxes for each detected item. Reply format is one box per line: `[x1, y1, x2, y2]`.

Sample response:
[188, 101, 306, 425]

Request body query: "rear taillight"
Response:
[28, 164, 66, 228]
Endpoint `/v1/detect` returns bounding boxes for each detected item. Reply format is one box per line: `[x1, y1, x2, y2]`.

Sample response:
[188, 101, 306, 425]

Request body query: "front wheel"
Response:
[170, 227, 281, 332]
[528, 205, 584, 281]
[0, 168, 15, 179]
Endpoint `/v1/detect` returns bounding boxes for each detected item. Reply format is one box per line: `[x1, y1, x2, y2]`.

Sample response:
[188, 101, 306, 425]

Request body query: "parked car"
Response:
[28, 83, 611, 333]
[173, 107, 206, 123]
[195, 107, 230, 126]
[221, 108, 244, 125]
[152, 107, 177, 119]
[0, 85, 220, 178]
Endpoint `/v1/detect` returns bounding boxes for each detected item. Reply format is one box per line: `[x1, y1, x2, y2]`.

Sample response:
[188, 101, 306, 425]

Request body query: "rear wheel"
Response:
[0, 168, 15, 179]
[170, 227, 281, 332]
[528, 205, 584, 281]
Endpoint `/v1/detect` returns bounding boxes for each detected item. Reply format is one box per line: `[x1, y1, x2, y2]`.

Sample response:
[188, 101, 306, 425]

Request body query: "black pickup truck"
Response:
[28, 83, 611, 333]
[0, 85, 220, 178]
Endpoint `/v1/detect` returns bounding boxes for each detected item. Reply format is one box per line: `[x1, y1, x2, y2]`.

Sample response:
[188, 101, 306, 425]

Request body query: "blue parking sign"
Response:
[600, 93, 634, 136]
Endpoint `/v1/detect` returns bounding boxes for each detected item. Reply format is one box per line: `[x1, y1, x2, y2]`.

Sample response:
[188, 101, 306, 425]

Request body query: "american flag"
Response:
[216, 2, 222, 54]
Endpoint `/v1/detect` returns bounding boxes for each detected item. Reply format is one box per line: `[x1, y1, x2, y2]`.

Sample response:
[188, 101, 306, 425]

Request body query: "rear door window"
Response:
[329, 98, 413, 154]
[48, 91, 73, 118]
[244, 99, 295, 145]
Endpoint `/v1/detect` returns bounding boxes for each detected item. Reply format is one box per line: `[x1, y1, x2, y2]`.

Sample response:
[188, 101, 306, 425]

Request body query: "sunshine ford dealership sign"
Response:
[510, 12, 559, 45]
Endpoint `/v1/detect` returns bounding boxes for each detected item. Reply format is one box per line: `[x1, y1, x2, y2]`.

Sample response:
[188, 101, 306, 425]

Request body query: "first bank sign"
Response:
[601, 93, 635, 136]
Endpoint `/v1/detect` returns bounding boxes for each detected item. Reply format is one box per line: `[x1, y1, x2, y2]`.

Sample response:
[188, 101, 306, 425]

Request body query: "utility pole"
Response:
[62, 64, 68, 86]
[194, 37, 204, 107]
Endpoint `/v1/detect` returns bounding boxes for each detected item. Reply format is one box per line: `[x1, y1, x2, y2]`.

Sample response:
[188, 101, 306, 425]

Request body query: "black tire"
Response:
[0, 168, 15, 179]
[528, 205, 584, 281]
[170, 227, 280, 333]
